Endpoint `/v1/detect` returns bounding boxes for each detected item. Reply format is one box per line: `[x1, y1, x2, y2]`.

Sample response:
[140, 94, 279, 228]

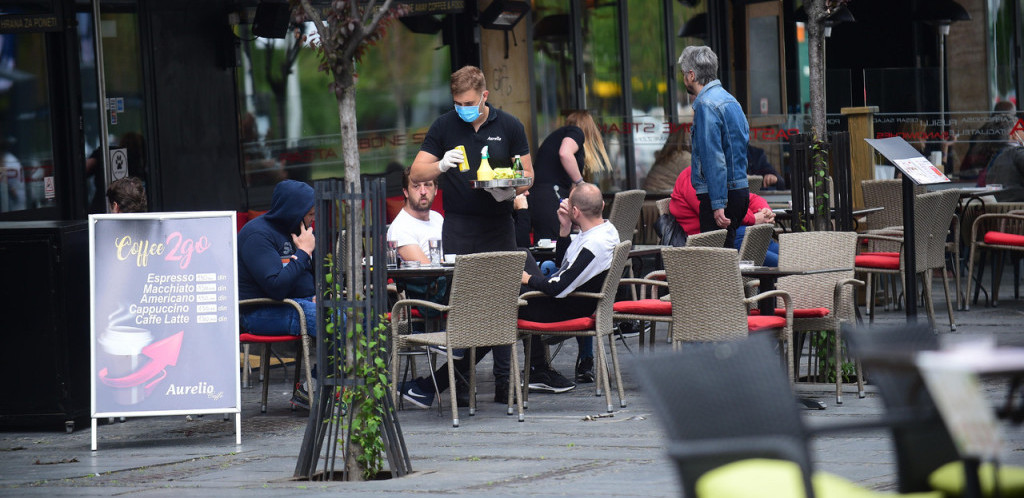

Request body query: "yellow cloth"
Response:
[928, 461, 1024, 498]
[696, 458, 943, 498]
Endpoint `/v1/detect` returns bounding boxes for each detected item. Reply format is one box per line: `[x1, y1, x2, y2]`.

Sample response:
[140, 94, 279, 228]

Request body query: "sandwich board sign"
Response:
[89, 211, 240, 449]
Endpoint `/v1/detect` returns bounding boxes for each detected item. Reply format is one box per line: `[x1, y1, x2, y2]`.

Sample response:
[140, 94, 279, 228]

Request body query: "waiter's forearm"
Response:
[411, 150, 443, 182]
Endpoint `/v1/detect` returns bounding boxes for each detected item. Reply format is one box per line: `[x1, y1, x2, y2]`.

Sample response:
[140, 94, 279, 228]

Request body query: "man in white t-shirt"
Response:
[387, 169, 443, 263]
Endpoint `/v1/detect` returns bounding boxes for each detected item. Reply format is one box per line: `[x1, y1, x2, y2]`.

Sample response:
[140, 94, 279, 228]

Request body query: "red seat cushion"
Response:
[613, 299, 672, 315]
[855, 253, 900, 269]
[859, 251, 899, 258]
[747, 315, 787, 331]
[239, 333, 301, 343]
[518, 317, 595, 331]
[236, 212, 250, 232]
[984, 231, 1024, 247]
[749, 307, 831, 318]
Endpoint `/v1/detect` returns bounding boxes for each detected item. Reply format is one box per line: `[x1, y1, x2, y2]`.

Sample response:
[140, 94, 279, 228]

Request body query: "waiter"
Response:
[410, 65, 533, 403]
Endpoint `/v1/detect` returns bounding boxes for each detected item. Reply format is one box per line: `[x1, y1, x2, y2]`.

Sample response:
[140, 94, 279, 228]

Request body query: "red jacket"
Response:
[669, 167, 769, 236]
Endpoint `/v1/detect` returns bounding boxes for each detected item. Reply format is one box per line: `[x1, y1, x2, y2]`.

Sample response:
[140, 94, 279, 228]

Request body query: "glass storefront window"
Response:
[581, 0, 625, 191]
[628, 0, 668, 190]
[532, 0, 575, 140]
[237, 19, 451, 207]
[988, 0, 1020, 107]
[0, 31, 55, 215]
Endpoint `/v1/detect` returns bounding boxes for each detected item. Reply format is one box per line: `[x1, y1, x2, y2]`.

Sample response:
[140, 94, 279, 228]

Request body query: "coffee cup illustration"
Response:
[98, 305, 183, 405]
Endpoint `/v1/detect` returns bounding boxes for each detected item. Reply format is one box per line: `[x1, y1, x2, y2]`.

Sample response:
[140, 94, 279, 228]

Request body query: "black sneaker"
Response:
[575, 356, 595, 383]
[399, 381, 434, 409]
[290, 382, 310, 410]
[528, 366, 576, 393]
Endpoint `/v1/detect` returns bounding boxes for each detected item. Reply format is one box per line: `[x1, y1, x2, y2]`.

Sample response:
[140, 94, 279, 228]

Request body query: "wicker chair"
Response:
[775, 231, 864, 404]
[845, 325, 1024, 497]
[965, 210, 1024, 309]
[856, 190, 959, 331]
[613, 265, 671, 354]
[519, 240, 632, 413]
[661, 247, 793, 378]
[859, 179, 929, 309]
[635, 335, 936, 498]
[656, 197, 671, 216]
[685, 228, 727, 248]
[609, 189, 646, 243]
[738, 223, 775, 265]
[861, 179, 927, 232]
[747, 175, 763, 195]
[390, 251, 526, 427]
[239, 298, 315, 414]
[963, 202, 1024, 309]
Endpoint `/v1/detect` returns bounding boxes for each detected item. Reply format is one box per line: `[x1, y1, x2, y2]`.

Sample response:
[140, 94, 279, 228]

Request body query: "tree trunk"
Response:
[806, 2, 827, 140]
[334, 60, 368, 481]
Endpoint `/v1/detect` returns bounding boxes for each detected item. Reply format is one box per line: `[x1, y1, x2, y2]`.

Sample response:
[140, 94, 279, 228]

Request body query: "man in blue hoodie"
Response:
[238, 180, 316, 407]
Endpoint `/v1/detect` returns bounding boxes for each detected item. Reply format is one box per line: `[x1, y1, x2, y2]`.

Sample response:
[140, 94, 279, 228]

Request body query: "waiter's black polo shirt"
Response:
[420, 104, 530, 216]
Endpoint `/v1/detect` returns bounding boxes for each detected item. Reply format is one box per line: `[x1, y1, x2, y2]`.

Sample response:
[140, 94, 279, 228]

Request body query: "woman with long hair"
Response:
[526, 110, 612, 385]
[527, 110, 612, 240]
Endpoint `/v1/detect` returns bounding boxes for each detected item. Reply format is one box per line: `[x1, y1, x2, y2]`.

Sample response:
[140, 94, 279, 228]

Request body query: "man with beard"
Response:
[387, 168, 443, 263]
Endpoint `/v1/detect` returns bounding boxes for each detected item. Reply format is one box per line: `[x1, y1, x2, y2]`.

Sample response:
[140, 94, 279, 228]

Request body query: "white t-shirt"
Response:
[387, 208, 444, 259]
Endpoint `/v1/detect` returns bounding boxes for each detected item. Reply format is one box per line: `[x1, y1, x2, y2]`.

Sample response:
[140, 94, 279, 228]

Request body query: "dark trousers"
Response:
[416, 248, 593, 394]
[441, 212, 517, 382]
[697, 189, 749, 248]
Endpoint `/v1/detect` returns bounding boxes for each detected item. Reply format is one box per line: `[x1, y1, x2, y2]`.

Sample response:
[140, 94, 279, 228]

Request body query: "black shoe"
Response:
[290, 382, 310, 410]
[399, 380, 434, 409]
[575, 356, 595, 383]
[528, 366, 576, 393]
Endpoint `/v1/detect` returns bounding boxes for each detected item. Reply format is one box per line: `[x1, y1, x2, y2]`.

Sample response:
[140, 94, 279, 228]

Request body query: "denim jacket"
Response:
[690, 80, 749, 210]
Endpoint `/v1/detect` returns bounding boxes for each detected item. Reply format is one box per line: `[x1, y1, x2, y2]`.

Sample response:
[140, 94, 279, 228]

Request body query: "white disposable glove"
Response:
[438, 148, 465, 172]
[485, 187, 516, 202]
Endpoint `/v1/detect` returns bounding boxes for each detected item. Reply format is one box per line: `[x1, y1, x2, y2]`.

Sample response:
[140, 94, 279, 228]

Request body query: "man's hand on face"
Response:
[714, 208, 730, 228]
[293, 222, 315, 257]
[557, 198, 573, 237]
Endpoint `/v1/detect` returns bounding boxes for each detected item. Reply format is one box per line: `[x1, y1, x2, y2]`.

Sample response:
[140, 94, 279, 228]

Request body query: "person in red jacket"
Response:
[669, 166, 779, 265]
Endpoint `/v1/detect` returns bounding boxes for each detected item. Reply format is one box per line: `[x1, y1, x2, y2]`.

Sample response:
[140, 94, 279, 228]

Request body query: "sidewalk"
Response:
[2, 276, 1024, 496]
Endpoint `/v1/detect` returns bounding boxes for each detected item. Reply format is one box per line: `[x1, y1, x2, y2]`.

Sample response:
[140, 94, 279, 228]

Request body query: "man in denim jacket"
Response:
[678, 46, 750, 248]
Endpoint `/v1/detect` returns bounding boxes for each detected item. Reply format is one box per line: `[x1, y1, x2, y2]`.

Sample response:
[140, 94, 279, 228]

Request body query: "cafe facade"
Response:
[0, 0, 1021, 427]
[0, 0, 1021, 222]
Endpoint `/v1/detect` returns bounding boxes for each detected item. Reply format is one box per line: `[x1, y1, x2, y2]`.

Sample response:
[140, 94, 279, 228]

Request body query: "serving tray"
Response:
[468, 177, 533, 188]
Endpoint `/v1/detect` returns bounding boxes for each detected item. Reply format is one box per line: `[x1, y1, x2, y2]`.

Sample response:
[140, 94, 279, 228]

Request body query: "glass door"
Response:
[77, 3, 148, 214]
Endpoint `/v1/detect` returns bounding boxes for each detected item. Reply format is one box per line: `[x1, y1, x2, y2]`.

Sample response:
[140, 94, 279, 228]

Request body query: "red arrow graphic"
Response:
[99, 331, 184, 388]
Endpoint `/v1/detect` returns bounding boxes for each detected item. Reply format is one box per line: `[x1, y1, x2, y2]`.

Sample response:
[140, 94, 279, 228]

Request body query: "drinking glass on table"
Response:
[386, 239, 398, 269]
[428, 239, 443, 266]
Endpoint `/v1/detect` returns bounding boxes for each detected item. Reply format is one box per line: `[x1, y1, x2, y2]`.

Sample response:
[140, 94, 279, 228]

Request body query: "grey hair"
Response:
[677, 46, 719, 85]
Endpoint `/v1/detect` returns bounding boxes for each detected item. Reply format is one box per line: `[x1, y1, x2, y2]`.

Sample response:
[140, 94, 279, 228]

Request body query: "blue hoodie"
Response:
[238, 180, 315, 300]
